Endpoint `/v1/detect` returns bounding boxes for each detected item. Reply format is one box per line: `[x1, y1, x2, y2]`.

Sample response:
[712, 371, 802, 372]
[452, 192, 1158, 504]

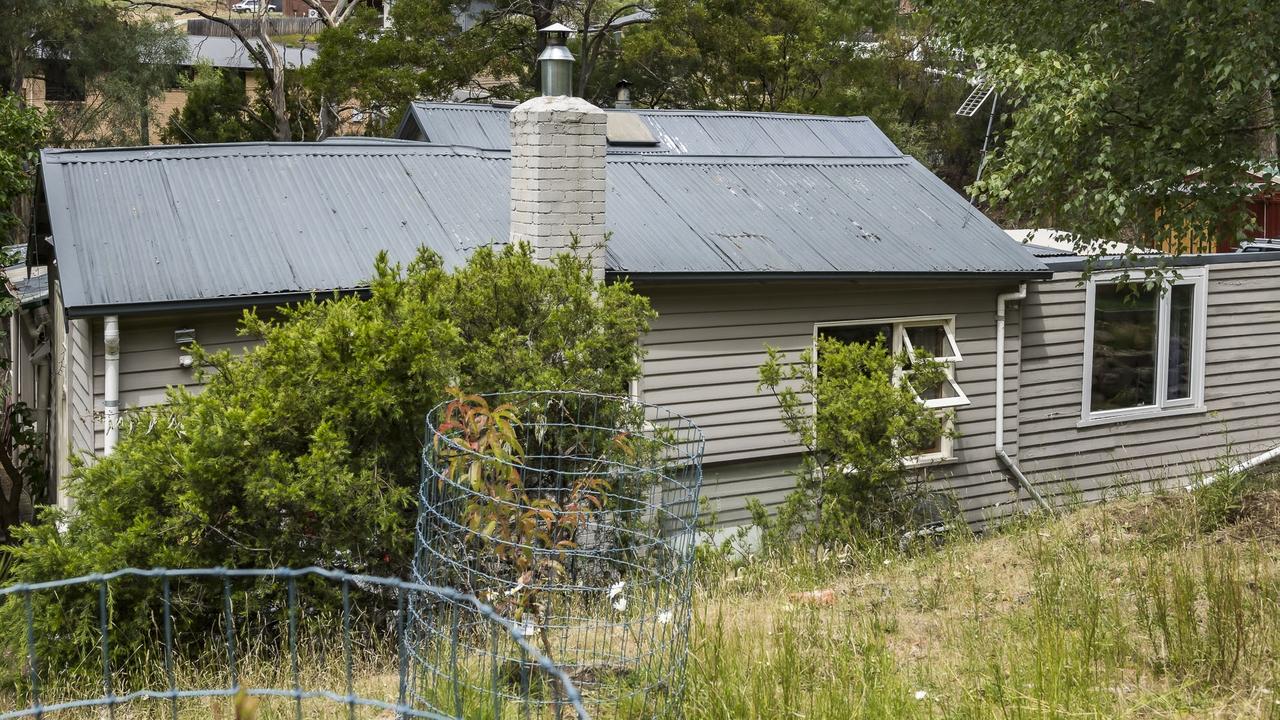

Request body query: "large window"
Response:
[815, 315, 968, 462]
[1082, 269, 1207, 423]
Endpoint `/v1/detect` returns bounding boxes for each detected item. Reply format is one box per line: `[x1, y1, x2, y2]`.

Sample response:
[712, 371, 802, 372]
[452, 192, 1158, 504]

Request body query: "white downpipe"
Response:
[103, 315, 120, 455]
[1186, 445, 1280, 491]
[994, 284, 1054, 514]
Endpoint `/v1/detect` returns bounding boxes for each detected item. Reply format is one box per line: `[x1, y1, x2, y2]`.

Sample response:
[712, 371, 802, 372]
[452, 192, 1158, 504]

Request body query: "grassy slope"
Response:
[687, 478, 1280, 719]
[6, 477, 1280, 719]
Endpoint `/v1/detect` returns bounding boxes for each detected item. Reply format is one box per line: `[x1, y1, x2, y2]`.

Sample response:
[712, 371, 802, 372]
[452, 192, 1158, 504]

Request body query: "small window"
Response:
[815, 315, 967, 463]
[42, 61, 85, 102]
[1082, 269, 1207, 423]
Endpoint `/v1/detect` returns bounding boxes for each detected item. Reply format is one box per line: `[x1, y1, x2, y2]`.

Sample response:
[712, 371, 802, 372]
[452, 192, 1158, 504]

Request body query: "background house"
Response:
[22, 34, 316, 146]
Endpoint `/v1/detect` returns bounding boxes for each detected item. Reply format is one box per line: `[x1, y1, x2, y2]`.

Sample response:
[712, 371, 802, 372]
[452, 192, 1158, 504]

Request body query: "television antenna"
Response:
[956, 80, 999, 191]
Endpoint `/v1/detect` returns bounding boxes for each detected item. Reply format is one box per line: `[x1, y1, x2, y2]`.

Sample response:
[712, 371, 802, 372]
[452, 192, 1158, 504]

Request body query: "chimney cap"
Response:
[540, 22, 575, 35]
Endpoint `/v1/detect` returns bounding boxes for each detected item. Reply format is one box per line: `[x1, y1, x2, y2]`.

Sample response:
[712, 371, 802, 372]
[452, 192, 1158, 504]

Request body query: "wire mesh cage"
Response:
[0, 567, 590, 720]
[412, 391, 705, 720]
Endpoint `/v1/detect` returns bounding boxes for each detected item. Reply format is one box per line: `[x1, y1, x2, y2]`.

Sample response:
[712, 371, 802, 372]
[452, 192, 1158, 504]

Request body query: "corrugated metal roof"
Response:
[396, 102, 904, 157]
[41, 142, 1046, 315]
[181, 35, 316, 70]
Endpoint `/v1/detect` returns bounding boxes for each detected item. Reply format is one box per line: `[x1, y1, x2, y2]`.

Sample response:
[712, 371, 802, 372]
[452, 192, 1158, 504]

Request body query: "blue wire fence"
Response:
[0, 566, 591, 720]
[414, 392, 704, 720]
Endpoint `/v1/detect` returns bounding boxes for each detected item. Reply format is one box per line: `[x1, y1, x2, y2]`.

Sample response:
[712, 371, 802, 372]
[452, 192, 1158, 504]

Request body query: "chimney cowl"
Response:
[614, 79, 633, 109]
[538, 23, 575, 97]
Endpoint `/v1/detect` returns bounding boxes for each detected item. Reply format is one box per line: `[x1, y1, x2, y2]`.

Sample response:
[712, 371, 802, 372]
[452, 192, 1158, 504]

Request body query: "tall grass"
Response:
[682, 476, 1280, 719]
[6, 475, 1280, 719]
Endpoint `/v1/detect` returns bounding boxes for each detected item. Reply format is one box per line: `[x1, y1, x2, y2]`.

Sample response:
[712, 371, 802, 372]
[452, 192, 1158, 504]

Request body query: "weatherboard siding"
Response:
[637, 280, 1032, 528]
[1015, 260, 1280, 500]
[88, 312, 259, 453]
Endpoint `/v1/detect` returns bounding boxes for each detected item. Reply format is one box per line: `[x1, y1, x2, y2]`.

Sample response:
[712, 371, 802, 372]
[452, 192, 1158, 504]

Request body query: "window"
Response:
[1082, 269, 1207, 423]
[815, 315, 968, 463]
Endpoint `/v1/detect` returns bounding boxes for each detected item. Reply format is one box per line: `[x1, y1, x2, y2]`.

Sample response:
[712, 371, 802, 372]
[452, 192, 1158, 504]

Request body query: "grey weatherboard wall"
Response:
[1014, 259, 1280, 501]
[636, 279, 1031, 528]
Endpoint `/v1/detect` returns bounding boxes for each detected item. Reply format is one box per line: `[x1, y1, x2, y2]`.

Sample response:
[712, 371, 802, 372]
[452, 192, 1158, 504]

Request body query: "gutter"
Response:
[994, 283, 1054, 514]
[617, 269, 1054, 284]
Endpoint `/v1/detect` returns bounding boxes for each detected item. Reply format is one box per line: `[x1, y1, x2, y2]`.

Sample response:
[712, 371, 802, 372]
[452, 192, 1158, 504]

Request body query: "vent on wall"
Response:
[605, 112, 660, 146]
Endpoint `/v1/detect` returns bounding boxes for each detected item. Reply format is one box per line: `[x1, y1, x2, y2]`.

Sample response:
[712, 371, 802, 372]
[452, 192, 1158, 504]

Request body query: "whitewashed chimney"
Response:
[509, 25, 607, 280]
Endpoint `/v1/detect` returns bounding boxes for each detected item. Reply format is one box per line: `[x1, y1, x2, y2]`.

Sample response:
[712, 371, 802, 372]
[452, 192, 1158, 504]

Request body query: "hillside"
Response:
[687, 476, 1280, 718]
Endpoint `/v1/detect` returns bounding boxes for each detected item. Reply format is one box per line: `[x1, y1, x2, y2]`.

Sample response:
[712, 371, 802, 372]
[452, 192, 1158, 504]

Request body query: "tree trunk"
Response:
[256, 21, 291, 141]
[1259, 84, 1278, 162]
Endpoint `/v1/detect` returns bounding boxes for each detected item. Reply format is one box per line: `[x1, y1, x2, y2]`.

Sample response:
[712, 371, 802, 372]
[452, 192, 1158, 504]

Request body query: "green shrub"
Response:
[755, 337, 951, 548]
[2, 244, 652, 677]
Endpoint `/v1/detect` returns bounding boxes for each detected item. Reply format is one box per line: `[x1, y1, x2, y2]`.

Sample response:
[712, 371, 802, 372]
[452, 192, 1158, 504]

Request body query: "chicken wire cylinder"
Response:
[411, 391, 704, 720]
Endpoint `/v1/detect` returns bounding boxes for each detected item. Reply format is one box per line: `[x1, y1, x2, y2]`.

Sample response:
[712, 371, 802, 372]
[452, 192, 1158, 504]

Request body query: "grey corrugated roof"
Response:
[396, 102, 904, 157]
[41, 141, 1046, 316]
[181, 35, 316, 70]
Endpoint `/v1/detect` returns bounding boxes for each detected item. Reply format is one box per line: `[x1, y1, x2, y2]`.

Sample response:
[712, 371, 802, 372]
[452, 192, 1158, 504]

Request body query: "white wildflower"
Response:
[913, 690, 928, 701]
[608, 580, 627, 612]
[657, 609, 673, 625]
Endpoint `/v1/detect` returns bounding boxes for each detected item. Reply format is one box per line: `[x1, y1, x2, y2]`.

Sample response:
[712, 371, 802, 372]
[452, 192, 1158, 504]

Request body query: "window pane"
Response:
[1091, 284, 1158, 411]
[820, 323, 891, 348]
[1167, 284, 1195, 401]
[905, 324, 957, 358]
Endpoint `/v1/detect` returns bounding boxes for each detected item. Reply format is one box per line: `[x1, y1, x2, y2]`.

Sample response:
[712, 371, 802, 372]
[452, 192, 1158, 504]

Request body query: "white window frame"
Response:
[813, 314, 967, 464]
[1080, 268, 1209, 426]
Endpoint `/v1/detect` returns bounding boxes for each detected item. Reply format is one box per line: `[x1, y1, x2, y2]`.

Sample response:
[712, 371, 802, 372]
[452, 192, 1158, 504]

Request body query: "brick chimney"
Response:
[509, 96, 607, 281]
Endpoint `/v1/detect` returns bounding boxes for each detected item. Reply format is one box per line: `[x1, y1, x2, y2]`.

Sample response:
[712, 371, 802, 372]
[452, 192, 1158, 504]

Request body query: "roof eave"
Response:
[609, 269, 1054, 283]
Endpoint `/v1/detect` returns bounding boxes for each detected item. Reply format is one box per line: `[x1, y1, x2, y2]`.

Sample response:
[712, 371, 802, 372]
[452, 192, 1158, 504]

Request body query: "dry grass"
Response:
[6, 475, 1280, 719]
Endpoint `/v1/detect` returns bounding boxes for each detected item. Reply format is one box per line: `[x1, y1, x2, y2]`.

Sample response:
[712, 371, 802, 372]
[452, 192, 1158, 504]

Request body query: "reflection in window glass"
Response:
[820, 323, 891, 348]
[905, 325, 950, 357]
[1167, 284, 1195, 401]
[1091, 284, 1158, 411]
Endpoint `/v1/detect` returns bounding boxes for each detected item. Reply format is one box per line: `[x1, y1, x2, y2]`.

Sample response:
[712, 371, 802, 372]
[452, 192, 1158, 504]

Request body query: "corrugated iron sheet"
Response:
[399, 102, 904, 157]
[42, 142, 1045, 315]
[182, 35, 316, 70]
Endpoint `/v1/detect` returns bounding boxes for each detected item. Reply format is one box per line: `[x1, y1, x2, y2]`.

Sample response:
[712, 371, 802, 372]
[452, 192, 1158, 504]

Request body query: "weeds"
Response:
[5, 476, 1280, 719]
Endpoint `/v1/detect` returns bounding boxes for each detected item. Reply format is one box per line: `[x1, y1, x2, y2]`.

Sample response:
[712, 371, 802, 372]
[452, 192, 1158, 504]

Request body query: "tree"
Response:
[130, 1, 298, 140]
[307, 0, 653, 134]
[920, 0, 1280, 257]
[608, 2, 992, 190]
[163, 63, 322, 144]
[0, 96, 50, 545]
[2, 1, 186, 146]
[8, 244, 653, 579]
[0, 95, 47, 241]
[755, 337, 951, 548]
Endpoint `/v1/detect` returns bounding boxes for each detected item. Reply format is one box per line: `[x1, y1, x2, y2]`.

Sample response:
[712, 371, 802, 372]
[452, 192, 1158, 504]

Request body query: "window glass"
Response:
[1167, 284, 1195, 401]
[820, 323, 891, 349]
[1091, 284, 1158, 411]
[904, 324, 958, 359]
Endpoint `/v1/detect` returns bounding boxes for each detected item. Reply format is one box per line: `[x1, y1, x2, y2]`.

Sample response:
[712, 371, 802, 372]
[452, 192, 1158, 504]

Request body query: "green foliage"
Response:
[308, 3, 487, 135]
[756, 337, 951, 547]
[162, 64, 257, 144]
[164, 63, 323, 144]
[3, 244, 652, 672]
[0, 94, 47, 242]
[921, 0, 1280, 256]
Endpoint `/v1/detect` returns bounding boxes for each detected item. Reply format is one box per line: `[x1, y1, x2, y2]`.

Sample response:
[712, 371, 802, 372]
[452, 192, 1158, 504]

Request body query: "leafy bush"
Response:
[755, 337, 951, 548]
[2, 244, 652, 677]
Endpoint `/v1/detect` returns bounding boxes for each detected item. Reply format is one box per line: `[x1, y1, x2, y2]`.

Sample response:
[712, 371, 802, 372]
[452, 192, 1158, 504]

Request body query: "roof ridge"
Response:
[409, 100, 876, 123]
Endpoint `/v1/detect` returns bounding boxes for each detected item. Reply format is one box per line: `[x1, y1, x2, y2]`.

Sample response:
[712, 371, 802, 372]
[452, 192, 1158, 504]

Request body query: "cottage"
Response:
[22, 91, 1280, 529]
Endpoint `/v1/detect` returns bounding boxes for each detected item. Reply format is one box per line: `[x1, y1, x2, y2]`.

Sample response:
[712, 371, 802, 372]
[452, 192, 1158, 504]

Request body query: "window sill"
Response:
[906, 453, 959, 468]
[1076, 404, 1207, 429]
